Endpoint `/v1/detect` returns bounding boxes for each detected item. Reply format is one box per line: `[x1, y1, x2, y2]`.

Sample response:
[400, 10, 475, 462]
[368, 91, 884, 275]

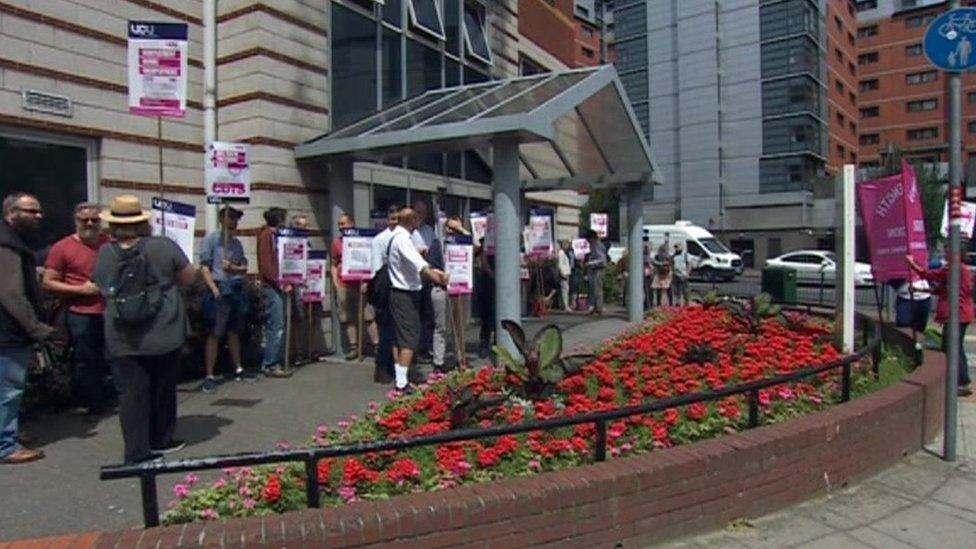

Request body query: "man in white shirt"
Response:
[370, 205, 399, 384]
[557, 240, 572, 312]
[388, 207, 448, 390]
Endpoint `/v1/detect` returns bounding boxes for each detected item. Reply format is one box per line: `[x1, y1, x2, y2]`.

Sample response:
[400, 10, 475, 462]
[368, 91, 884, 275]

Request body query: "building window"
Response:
[907, 98, 938, 112]
[761, 35, 822, 78]
[837, 144, 845, 159]
[848, 32, 856, 45]
[834, 15, 843, 30]
[836, 111, 845, 125]
[759, 0, 820, 41]
[835, 48, 844, 62]
[849, 91, 856, 104]
[968, 91, 976, 104]
[582, 46, 595, 58]
[581, 25, 595, 38]
[857, 25, 878, 38]
[859, 133, 880, 145]
[406, 38, 443, 97]
[835, 79, 844, 93]
[906, 70, 938, 85]
[969, 121, 976, 134]
[462, 2, 492, 65]
[849, 121, 857, 133]
[408, 0, 446, 41]
[759, 156, 820, 193]
[858, 51, 878, 65]
[856, 0, 878, 10]
[905, 43, 923, 57]
[907, 127, 938, 140]
[905, 13, 937, 29]
[331, 4, 379, 128]
[859, 79, 878, 92]
[761, 75, 822, 116]
[860, 106, 879, 118]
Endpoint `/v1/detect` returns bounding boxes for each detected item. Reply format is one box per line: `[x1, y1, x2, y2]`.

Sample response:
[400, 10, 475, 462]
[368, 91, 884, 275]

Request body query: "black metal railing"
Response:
[101, 304, 884, 528]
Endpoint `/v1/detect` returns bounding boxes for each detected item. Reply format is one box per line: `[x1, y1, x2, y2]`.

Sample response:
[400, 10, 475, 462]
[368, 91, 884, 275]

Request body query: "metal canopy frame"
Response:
[295, 65, 661, 191]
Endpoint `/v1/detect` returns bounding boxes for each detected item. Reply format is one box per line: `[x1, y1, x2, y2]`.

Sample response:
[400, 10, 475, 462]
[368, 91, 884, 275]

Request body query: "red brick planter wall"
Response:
[15, 348, 946, 548]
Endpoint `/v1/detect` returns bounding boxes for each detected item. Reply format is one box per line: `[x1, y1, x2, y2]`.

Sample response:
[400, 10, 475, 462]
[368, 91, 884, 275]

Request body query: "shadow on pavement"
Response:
[174, 414, 234, 447]
[24, 411, 102, 448]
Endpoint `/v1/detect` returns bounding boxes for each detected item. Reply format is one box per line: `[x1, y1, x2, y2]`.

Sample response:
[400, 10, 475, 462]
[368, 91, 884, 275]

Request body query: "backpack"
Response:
[367, 236, 395, 310]
[107, 241, 165, 326]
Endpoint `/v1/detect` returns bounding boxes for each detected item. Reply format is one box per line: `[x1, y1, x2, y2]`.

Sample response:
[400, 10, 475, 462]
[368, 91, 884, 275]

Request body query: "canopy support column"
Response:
[626, 184, 644, 323]
[328, 160, 355, 357]
[492, 136, 522, 354]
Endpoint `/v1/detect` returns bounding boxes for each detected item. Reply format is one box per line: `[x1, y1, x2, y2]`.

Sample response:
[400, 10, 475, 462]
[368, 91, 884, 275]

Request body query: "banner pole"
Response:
[157, 116, 166, 236]
[459, 296, 466, 369]
[307, 301, 314, 363]
[284, 291, 292, 371]
[357, 286, 364, 361]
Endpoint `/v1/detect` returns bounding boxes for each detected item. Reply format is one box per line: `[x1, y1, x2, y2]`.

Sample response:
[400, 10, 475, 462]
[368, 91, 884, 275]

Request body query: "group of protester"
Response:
[0, 192, 324, 465]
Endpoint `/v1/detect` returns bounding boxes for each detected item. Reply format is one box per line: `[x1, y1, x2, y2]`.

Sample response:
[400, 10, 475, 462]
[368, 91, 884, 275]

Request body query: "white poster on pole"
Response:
[277, 228, 308, 285]
[527, 208, 554, 256]
[150, 197, 195, 259]
[302, 251, 327, 304]
[941, 199, 976, 238]
[445, 235, 474, 296]
[340, 228, 378, 282]
[590, 213, 608, 238]
[572, 238, 590, 261]
[206, 142, 251, 200]
[127, 22, 188, 117]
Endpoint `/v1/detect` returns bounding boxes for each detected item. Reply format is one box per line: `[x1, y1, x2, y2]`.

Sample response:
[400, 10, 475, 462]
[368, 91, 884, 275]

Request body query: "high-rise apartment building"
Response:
[855, 0, 976, 176]
[612, 0, 858, 264]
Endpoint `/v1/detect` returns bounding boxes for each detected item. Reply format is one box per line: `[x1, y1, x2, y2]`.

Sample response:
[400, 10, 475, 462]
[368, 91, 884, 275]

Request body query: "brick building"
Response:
[0, 0, 585, 265]
[517, 0, 603, 71]
[855, 0, 976, 174]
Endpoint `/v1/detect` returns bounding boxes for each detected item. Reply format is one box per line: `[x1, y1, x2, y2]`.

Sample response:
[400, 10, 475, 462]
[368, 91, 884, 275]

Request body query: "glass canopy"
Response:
[295, 65, 660, 190]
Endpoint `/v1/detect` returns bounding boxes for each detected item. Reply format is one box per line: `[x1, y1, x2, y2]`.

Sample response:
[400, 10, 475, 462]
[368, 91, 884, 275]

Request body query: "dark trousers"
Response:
[376, 311, 394, 377]
[66, 312, 110, 413]
[942, 323, 972, 387]
[110, 351, 180, 463]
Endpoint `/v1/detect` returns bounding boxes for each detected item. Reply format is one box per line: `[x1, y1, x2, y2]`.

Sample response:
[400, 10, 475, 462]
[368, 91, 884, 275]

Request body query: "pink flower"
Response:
[367, 401, 379, 413]
[183, 473, 199, 487]
[809, 394, 823, 404]
[172, 483, 190, 499]
[275, 440, 291, 450]
[337, 485, 358, 503]
[200, 508, 219, 520]
[239, 486, 252, 497]
[211, 478, 227, 490]
[243, 498, 256, 509]
[527, 460, 541, 471]
[337, 420, 351, 430]
[453, 460, 472, 476]
[222, 467, 236, 476]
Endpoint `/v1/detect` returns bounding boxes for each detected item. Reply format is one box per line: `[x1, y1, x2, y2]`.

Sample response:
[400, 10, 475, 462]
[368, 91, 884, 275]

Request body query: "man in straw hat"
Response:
[92, 194, 197, 463]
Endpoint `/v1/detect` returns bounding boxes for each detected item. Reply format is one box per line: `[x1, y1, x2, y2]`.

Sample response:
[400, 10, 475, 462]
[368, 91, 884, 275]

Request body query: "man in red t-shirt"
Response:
[330, 213, 377, 360]
[42, 203, 111, 417]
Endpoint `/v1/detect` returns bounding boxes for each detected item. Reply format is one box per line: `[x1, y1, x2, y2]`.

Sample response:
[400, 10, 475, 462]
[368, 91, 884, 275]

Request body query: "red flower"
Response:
[262, 475, 281, 503]
[686, 402, 709, 421]
[316, 459, 333, 484]
[342, 458, 379, 486]
[387, 458, 421, 483]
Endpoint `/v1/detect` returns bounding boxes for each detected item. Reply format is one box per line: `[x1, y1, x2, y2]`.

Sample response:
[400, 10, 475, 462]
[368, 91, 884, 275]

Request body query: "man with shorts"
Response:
[387, 208, 448, 391]
[199, 206, 253, 392]
[331, 213, 378, 360]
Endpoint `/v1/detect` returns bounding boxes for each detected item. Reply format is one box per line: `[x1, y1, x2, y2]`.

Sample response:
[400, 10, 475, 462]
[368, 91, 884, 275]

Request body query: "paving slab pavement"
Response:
[0, 311, 629, 541]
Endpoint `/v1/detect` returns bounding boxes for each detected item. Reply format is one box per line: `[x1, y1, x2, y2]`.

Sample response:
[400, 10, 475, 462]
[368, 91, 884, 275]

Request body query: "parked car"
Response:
[765, 250, 874, 287]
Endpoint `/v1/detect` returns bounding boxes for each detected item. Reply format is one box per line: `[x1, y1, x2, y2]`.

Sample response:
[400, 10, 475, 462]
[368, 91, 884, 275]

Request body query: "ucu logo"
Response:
[129, 23, 156, 37]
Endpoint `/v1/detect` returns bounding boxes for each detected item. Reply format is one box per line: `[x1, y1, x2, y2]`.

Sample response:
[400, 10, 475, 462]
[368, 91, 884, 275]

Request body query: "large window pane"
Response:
[382, 28, 402, 106]
[332, 4, 378, 127]
[408, 0, 445, 40]
[463, 3, 492, 65]
[446, 57, 461, 86]
[762, 114, 825, 155]
[464, 66, 489, 84]
[759, 155, 821, 193]
[406, 38, 442, 97]
[444, 0, 461, 55]
[760, 36, 823, 79]
[373, 184, 408, 213]
[760, 0, 820, 41]
[761, 75, 823, 116]
[382, 0, 402, 27]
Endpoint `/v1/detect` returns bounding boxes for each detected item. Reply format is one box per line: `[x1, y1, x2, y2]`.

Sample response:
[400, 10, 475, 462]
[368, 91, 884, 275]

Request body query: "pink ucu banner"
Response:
[857, 161, 929, 282]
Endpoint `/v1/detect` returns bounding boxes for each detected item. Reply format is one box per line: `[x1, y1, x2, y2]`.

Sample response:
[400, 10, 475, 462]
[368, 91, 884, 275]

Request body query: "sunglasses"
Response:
[76, 217, 100, 224]
[16, 207, 43, 215]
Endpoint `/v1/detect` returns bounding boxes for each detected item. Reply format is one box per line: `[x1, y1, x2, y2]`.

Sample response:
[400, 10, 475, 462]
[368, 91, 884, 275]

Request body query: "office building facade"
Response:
[612, 0, 861, 264]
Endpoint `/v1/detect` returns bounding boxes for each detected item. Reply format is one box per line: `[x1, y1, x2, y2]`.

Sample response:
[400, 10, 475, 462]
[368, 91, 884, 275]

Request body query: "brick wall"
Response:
[11, 339, 946, 548]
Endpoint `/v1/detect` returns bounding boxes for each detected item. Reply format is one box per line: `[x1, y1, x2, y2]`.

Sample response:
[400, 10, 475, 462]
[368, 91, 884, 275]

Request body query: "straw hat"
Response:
[100, 194, 151, 224]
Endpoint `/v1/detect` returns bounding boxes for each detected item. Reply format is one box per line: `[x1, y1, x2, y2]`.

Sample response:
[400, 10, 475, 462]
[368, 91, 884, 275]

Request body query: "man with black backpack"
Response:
[92, 195, 196, 464]
[369, 205, 400, 384]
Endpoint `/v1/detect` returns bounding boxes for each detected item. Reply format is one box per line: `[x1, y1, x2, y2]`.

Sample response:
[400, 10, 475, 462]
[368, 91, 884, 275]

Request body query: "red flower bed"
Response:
[163, 306, 861, 524]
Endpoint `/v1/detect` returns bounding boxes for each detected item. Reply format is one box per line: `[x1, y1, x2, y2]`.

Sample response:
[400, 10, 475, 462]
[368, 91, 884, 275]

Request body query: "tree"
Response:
[578, 189, 620, 240]
[914, 162, 946, 249]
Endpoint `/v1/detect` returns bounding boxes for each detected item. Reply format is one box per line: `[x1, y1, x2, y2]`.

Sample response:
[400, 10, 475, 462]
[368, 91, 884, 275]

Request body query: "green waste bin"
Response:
[761, 266, 797, 304]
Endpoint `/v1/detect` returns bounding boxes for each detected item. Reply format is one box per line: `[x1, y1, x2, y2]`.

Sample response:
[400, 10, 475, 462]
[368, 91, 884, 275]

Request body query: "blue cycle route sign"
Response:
[924, 8, 976, 71]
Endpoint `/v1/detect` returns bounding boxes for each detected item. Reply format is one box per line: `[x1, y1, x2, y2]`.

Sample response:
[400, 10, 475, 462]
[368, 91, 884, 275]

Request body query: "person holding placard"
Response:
[198, 206, 253, 393]
[585, 230, 608, 315]
[331, 214, 378, 360]
[427, 216, 470, 371]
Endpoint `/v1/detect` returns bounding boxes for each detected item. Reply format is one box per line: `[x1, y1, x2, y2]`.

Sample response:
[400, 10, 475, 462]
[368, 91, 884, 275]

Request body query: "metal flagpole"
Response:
[157, 116, 165, 235]
[944, 0, 964, 462]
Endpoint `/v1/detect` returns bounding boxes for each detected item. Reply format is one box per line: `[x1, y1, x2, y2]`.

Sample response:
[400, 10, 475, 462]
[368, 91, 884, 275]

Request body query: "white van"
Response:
[643, 221, 743, 282]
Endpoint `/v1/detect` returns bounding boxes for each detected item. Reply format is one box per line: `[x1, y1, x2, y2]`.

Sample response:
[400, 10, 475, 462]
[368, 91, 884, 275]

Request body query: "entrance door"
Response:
[0, 133, 91, 249]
